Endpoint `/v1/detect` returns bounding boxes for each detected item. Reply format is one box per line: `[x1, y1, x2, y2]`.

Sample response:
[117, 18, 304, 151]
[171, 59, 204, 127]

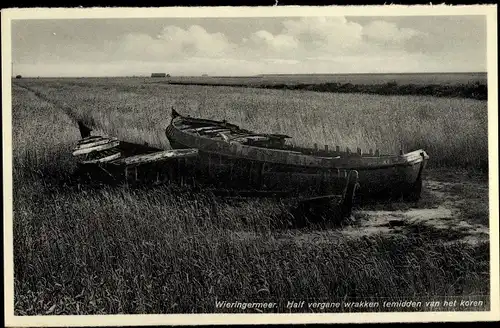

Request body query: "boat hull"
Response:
[166, 127, 429, 200]
[167, 139, 347, 195]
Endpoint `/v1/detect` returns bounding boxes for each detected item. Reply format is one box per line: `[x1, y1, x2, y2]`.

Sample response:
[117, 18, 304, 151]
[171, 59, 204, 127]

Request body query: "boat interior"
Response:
[172, 114, 395, 159]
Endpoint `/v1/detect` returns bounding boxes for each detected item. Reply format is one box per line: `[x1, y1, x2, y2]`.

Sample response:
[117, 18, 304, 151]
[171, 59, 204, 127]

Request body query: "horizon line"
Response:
[11, 71, 488, 78]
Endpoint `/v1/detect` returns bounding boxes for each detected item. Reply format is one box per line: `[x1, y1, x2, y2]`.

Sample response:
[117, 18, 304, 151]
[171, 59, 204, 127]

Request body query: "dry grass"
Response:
[11, 78, 490, 315]
[162, 72, 487, 86]
[17, 77, 488, 170]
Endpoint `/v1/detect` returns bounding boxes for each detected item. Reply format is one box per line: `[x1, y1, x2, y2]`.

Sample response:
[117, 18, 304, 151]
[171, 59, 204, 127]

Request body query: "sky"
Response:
[11, 15, 487, 77]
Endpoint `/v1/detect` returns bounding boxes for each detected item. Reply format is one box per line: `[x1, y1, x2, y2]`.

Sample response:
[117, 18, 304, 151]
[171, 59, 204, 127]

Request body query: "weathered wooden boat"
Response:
[165, 109, 429, 201]
[73, 122, 199, 184]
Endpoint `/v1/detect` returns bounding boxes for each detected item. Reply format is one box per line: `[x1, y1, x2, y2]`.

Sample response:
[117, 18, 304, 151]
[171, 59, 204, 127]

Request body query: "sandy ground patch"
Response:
[231, 174, 489, 246]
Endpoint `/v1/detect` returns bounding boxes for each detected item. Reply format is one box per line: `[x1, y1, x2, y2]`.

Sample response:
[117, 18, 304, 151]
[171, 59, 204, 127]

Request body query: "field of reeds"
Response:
[164, 72, 488, 100]
[161, 72, 488, 86]
[11, 77, 490, 315]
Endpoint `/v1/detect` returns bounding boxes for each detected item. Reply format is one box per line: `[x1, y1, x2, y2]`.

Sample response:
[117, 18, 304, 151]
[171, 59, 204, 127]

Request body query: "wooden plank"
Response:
[78, 137, 107, 146]
[111, 149, 198, 166]
[75, 137, 118, 150]
[229, 132, 261, 140]
[80, 152, 121, 164]
[197, 127, 230, 135]
[193, 126, 220, 132]
[316, 155, 341, 159]
[78, 136, 102, 144]
[202, 128, 232, 134]
[178, 125, 194, 130]
[73, 140, 120, 156]
[184, 126, 221, 133]
[357, 147, 362, 156]
[268, 133, 291, 139]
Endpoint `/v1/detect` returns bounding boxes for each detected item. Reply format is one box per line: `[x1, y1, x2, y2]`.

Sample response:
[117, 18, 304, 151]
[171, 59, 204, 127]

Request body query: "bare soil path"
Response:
[232, 170, 490, 246]
[346, 175, 489, 244]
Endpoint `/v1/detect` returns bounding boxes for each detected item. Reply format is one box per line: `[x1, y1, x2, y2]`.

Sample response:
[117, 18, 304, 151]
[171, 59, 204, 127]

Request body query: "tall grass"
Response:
[11, 79, 490, 315]
[15, 185, 490, 314]
[18, 78, 488, 170]
[11, 85, 80, 182]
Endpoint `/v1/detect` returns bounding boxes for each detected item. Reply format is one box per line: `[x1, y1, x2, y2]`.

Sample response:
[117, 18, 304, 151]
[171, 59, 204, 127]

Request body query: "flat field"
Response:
[11, 76, 490, 314]
[165, 72, 487, 86]
[159, 72, 488, 100]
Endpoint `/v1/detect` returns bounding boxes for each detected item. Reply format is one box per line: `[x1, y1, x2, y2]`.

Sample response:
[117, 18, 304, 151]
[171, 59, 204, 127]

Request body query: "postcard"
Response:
[2, 5, 498, 326]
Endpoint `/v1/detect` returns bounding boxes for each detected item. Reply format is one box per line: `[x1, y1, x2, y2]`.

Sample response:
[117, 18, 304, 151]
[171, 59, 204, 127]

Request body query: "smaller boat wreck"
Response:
[73, 122, 199, 184]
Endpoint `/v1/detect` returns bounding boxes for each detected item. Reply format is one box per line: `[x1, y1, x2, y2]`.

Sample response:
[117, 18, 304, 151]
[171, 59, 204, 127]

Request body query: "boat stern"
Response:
[402, 149, 429, 165]
[399, 149, 430, 201]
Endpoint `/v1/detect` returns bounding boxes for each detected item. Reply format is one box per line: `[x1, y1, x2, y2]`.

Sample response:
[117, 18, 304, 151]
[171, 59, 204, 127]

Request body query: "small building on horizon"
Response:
[151, 73, 167, 78]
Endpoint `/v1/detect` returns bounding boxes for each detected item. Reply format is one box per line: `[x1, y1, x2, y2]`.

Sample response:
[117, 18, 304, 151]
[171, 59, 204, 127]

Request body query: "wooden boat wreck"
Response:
[73, 121, 199, 185]
[72, 121, 360, 220]
[165, 109, 429, 201]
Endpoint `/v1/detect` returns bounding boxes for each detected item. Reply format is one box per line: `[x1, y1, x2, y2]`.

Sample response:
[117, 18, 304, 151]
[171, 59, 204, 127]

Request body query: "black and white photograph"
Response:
[2, 5, 499, 326]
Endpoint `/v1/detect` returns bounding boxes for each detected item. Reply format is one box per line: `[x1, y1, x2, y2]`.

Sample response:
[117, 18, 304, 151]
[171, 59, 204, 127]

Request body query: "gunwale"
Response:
[166, 114, 429, 171]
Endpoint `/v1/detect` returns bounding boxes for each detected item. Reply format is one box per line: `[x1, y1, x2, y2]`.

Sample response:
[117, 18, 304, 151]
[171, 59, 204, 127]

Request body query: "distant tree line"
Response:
[271, 81, 488, 101]
[167, 80, 487, 101]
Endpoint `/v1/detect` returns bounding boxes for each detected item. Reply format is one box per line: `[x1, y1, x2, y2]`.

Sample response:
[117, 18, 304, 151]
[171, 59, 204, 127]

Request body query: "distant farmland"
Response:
[164, 72, 487, 86]
[154, 72, 488, 100]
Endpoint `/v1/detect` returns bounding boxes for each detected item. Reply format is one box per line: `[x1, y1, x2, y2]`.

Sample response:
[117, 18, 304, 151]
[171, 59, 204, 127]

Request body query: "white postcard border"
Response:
[2, 5, 499, 326]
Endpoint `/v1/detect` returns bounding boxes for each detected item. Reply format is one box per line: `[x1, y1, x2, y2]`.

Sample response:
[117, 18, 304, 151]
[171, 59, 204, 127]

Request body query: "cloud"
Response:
[113, 17, 370, 63]
[282, 16, 364, 54]
[240, 17, 365, 59]
[244, 30, 298, 55]
[239, 16, 423, 60]
[114, 25, 235, 61]
[361, 20, 426, 47]
[12, 16, 486, 76]
[159, 25, 234, 56]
